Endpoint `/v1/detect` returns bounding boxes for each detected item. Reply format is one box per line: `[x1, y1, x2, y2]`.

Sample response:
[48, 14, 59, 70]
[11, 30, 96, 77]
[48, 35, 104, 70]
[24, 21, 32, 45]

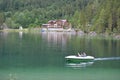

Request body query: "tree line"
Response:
[0, 0, 120, 33]
[71, 0, 120, 34]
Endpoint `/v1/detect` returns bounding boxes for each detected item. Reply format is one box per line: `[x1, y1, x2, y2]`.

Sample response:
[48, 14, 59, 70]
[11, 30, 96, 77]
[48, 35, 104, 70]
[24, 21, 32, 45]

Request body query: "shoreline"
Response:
[0, 28, 120, 40]
[0, 28, 28, 32]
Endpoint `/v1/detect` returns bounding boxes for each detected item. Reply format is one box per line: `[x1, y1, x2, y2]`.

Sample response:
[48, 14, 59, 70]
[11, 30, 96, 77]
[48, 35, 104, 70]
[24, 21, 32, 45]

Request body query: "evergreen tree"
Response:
[117, 7, 120, 33]
[80, 11, 87, 32]
[95, 9, 106, 33]
[107, 13, 112, 33]
[0, 12, 5, 29]
[71, 11, 80, 29]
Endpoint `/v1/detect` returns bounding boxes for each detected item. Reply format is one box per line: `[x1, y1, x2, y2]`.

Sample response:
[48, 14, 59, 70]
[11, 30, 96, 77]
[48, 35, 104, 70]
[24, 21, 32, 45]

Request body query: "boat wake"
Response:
[95, 57, 120, 61]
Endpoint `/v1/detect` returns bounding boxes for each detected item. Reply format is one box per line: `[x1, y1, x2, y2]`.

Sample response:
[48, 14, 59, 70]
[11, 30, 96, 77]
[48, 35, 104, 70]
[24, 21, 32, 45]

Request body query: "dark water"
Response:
[0, 31, 120, 80]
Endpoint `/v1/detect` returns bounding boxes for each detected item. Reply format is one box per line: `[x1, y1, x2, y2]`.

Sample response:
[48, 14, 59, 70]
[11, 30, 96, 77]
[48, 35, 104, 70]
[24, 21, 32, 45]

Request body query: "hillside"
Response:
[0, 0, 120, 33]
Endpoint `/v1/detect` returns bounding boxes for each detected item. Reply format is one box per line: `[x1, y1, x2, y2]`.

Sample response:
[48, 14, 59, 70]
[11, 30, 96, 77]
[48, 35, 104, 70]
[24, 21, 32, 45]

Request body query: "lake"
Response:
[0, 31, 120, 80]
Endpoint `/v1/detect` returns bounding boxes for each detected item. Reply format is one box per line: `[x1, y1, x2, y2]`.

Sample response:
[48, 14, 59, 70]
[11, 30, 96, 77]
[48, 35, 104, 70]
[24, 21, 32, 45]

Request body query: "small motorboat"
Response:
[65, 55, 94, 63]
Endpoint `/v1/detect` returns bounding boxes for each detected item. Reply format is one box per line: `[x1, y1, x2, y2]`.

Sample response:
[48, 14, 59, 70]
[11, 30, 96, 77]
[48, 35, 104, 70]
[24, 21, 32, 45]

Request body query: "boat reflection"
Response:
[66, 61, 94, 68]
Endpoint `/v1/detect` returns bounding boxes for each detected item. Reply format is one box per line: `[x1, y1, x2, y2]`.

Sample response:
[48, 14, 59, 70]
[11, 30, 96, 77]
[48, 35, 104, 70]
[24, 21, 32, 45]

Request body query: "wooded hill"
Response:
[0, 0, 120, 33]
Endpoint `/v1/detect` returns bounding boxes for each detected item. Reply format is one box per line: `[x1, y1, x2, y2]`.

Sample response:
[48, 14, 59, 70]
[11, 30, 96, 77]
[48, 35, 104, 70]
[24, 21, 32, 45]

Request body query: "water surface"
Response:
[0, 32, 120, 80]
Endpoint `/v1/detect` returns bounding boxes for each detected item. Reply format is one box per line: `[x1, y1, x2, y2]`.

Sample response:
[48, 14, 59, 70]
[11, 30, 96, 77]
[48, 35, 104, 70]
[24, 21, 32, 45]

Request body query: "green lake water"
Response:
[0, 32, 120, 80]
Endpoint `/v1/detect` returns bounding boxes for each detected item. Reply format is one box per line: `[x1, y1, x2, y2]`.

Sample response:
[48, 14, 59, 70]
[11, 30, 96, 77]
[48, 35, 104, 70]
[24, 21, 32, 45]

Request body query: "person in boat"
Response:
[77, 52, 81, 56]
[83, 52, 86, 56]
[81, 52, 86, 57]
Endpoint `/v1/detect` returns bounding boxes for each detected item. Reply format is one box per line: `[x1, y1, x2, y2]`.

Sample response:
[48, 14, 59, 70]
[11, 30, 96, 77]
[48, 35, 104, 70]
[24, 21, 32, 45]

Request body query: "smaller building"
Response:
[19, 26, 23, 30]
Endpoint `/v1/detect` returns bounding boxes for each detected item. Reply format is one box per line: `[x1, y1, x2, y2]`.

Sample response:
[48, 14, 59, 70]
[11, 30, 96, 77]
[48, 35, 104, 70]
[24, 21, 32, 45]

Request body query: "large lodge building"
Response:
[42, 19, 71, 31]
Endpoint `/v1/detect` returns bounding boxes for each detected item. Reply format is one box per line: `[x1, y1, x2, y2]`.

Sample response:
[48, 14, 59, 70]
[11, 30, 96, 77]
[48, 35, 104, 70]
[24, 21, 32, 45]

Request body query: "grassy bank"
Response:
[0, 29, 28, 32]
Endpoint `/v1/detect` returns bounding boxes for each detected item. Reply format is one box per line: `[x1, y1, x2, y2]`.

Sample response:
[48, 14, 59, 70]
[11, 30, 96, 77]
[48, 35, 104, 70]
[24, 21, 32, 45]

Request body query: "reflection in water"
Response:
[19, 31, 23, 39]
[66, 62, 94, 68]
[41, 32, 73, 50]
[0, 31, 8, 38]
[8, 73, 17, 80]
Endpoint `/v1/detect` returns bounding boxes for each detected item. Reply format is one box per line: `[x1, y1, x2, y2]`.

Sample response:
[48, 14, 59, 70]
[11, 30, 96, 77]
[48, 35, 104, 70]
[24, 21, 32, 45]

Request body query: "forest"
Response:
[0, 0, 120, 33]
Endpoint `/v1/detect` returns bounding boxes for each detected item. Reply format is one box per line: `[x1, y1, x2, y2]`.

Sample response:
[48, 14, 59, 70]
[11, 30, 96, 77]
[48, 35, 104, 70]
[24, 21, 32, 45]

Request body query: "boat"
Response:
[65, 55, 94, 63]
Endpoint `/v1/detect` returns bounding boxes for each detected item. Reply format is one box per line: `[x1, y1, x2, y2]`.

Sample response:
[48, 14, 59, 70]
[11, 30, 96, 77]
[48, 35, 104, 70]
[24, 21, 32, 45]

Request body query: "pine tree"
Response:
[80, 11, 87, 32]
[0, 12, 5, 29]
[107, 13, 112, 33]
[95, 9, 106, 33]
[71, 11, 80, 29]
[117, 7, 120, 33]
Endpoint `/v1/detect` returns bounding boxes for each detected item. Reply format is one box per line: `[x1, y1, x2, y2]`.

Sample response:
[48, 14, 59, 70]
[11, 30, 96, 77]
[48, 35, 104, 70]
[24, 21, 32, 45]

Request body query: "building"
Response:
[42, 19, 71, 32]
